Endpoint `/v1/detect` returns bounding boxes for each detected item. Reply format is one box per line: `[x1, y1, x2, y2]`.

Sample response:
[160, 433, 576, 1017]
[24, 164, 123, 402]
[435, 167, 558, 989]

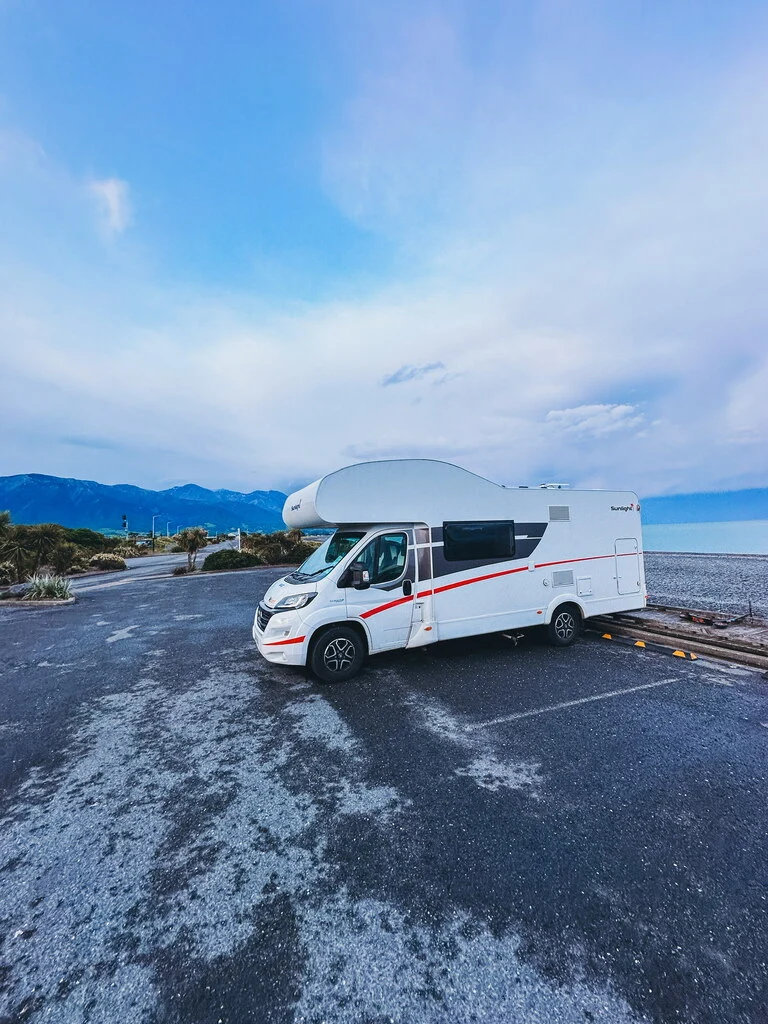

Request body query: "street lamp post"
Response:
[151, 513, 167, 552]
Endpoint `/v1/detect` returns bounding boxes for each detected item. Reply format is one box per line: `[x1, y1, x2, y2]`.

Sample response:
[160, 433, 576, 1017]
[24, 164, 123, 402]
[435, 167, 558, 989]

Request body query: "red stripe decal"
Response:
[351, 551, 641, 620]
[264, 635, 306, 646]
[425, 551, 640, 597]
[534, 552, 636, 569]
[360, 595, 414, 619]
[433, 566, 527, 595]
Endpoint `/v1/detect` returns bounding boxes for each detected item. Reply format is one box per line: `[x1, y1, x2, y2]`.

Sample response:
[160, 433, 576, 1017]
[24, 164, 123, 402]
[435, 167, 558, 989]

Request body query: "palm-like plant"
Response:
[176, 527, 209, 570]
[25, 524, 64, 571]
[1, 531, 33, 583]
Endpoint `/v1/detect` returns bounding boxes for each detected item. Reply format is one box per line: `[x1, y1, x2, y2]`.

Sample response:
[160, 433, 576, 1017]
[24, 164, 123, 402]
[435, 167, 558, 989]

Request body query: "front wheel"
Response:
[309, 626, 366, 683]
[547, 605, 581, 647]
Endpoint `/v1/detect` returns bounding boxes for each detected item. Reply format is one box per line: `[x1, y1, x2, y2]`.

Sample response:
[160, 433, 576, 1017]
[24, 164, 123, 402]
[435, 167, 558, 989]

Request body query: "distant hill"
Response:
[641, 488, 768, 525]
[1, 473, 765, 534]
[0, 474, 288, 534]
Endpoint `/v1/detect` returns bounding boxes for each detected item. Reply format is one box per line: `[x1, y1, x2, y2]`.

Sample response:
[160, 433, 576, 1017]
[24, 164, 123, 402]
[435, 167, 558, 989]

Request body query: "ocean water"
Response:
[643, 520, 768, 555]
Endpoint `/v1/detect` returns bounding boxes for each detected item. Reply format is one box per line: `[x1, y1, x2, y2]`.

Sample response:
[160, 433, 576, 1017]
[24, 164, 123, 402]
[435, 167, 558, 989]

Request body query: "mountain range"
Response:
[0, 474, 288, 534]
[0, 473, 766, 534]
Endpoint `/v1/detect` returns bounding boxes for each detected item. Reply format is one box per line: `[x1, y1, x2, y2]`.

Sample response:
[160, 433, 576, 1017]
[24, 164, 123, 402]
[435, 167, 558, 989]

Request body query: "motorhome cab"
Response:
[253, 459, 646, 683]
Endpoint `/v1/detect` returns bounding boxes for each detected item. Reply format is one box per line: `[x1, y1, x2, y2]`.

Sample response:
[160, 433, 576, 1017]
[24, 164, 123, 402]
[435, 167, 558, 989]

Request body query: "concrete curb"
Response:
[0, 596, 77, 608]
[71, 564, 293, 591]
[197, 563, 300, 574]
[585, 624, 768, 671]
[67, 568, 130, 580]
[586, 627, 699, 661]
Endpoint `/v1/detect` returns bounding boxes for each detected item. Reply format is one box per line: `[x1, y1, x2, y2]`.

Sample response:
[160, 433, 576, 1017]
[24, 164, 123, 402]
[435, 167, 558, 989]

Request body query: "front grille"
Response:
[257, 605, 275, 632]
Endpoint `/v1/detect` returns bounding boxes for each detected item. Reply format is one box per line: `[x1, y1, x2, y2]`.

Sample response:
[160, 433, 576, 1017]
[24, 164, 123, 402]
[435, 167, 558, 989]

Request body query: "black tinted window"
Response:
[443, 521, 515, 561]
[357, 532, 408, 584]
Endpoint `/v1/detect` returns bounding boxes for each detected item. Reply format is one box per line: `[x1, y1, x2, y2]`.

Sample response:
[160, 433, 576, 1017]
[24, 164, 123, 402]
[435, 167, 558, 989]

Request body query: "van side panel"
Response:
[428, 495, 645, 641]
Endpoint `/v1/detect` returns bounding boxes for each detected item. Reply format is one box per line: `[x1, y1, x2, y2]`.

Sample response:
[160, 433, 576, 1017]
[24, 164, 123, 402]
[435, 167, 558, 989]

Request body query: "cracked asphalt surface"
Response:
[1, 568, 767, 1023]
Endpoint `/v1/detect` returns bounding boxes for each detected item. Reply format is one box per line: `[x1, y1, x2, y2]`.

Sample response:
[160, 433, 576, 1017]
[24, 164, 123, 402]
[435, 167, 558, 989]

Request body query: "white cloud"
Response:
[1, 12, 767, 498]
[545, 405, 646, 439]
[89, 178, 131, 236]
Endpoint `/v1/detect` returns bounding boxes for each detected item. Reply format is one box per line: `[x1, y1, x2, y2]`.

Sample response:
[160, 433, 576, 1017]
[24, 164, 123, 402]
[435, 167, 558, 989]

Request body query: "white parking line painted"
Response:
[465, 677, 680, 731]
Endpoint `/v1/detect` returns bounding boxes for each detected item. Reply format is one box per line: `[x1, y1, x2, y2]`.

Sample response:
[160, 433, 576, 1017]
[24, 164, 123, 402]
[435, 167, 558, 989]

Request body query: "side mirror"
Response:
[349, 562, 371, 590]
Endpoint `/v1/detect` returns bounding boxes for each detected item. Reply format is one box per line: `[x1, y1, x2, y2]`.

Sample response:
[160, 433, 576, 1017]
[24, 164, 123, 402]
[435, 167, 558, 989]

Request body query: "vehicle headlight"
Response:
[274, 592, 316, 610]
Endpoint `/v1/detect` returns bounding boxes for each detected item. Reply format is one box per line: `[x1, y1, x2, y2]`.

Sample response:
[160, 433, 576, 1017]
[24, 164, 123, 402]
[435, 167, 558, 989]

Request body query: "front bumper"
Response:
[253, 604, 307, 666]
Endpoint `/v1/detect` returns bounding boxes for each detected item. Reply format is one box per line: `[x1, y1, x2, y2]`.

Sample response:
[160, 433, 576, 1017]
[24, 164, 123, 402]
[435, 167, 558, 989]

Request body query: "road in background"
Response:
[67, 541, 232, 591]
[1, 569, 767, 1023]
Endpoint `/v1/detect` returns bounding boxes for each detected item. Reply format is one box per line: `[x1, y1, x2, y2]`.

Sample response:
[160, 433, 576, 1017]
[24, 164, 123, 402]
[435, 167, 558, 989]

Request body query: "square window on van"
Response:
[443, 521, 515, 561]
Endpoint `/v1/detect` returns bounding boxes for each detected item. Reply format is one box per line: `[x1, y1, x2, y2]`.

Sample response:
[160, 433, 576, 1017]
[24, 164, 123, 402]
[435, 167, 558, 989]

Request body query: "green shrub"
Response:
[240, 529, 313, 565]
[0, 561, 15, 586]
[25, 573, 72, 600]
[201, 549, 264, 572]
[49, 542, 85, 575]
[114, 544, 147, 558]
[89, 553, 127, 571]
[60, 527, 113, 551]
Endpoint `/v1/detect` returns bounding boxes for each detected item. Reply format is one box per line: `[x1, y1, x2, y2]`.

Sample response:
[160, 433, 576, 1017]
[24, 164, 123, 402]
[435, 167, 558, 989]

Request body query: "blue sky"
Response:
[1, 0, 767, 496]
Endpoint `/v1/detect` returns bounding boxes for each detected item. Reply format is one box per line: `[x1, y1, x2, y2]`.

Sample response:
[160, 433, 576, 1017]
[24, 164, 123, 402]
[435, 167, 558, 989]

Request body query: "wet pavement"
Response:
[1, 569, 767, 1023]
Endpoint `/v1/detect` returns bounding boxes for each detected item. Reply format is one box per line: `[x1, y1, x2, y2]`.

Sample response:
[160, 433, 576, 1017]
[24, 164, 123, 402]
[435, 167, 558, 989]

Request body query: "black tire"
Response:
[547, 604, 581, 647]
[309, 626, 366, 683]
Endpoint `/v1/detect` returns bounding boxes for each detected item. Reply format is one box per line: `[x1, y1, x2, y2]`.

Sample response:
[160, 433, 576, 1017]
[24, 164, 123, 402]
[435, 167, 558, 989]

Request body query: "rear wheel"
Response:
[309, 626, 366, 683]
[547, 604, 581, 647]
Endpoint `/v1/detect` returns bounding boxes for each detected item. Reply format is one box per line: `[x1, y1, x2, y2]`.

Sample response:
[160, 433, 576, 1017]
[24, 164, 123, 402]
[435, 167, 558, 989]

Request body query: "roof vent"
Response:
[539, 482, 571, 489]
[549, 505, 571, 522]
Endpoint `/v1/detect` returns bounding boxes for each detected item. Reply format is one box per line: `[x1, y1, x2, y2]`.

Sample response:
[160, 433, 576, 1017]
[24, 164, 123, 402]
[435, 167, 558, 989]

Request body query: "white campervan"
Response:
[252, 459, 646, 683]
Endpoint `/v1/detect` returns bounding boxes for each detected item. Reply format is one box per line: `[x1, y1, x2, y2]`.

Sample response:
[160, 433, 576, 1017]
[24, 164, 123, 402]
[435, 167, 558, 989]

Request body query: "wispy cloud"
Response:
[545, 405, 646, 439]
[61, 435, 122, 451]
[381, 361, 446, 386]
[1, 5, 767, 497]
[89, 178, 131, 236]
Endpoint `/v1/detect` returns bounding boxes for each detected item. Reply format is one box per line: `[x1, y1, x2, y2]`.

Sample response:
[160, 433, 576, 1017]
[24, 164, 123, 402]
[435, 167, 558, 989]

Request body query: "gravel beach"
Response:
[645, 551, 768, 616]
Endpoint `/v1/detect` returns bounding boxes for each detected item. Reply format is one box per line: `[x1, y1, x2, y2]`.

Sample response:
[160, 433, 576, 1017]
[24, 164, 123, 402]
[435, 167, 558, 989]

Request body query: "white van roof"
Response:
[283, 459, 519, 529]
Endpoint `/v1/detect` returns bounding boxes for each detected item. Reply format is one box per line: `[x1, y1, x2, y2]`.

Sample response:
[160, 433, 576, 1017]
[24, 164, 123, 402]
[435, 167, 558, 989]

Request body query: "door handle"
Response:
[403, 579, 413, 596]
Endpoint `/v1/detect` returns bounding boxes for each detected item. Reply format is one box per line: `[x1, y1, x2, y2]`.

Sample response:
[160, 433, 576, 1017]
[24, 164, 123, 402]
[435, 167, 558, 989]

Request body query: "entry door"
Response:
[345, 531, 414, 651]
[615, 538, 640, 595]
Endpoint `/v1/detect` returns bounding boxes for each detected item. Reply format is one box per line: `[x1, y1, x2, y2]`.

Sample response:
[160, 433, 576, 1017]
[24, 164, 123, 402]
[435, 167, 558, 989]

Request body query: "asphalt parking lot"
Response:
[1, 568, 767, 1024]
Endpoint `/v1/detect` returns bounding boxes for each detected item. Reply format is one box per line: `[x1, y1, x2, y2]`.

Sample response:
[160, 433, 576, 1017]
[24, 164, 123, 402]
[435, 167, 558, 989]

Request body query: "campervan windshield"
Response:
[288, 530, 365, 582]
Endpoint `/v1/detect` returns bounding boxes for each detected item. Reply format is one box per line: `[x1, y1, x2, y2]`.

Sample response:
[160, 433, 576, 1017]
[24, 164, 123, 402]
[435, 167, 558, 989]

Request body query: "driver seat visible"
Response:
[378, 539, 404, 580]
